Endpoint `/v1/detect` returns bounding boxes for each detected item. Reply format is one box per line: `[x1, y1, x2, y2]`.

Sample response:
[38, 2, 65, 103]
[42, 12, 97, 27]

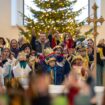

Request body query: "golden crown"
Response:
[18, 51, 27, 60]
[29, 56, 35, 62]
[71, 55, 84, 63]
[44, 47, 54, 56]
[53, 45, 63, 51]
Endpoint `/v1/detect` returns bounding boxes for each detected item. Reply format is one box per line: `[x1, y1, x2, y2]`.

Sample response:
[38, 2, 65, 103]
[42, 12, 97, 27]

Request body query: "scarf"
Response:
[20, 61, 27, 69]
[47, 66, 57, 84]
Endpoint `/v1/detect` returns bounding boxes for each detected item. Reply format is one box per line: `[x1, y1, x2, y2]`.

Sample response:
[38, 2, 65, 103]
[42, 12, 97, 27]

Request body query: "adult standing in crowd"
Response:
[0, 37, 6, 54]
[10, 39, 19, 58]
[31, 33, 50, 55]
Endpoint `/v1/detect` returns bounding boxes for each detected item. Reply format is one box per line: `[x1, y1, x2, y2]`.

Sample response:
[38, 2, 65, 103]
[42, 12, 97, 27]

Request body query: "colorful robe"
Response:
[47, 65, 64, 85]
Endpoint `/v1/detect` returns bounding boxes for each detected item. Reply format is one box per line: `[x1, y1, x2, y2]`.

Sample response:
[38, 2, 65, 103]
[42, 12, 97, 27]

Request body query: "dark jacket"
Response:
[47, 65, 64, 85]
[30, 36, 50, 54]
[34, 40, 50, 54]
[97, 45, 104, 66]
[31, 94, 51, 105]
[11, 48, 19, 58]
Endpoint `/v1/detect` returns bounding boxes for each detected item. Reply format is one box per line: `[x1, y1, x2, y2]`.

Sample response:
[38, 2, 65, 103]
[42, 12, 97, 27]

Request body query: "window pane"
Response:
[24, 0, 89, 23]
[96, 0, 101, 18]
[24, 0, 38, 20]
[73, 0, 88, 22]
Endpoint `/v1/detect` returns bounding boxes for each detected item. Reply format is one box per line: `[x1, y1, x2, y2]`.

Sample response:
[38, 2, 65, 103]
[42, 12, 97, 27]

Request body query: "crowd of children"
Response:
[0, 31, 105, 105]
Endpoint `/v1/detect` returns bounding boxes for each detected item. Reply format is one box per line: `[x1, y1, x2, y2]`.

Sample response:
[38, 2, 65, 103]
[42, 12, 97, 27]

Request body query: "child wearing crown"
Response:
[53, 45, 70, 76]
[45, 53, 64, 85]
[71, 55, 88, 81]
[76, 45, 89, 69]
[12, 51, 31, 88]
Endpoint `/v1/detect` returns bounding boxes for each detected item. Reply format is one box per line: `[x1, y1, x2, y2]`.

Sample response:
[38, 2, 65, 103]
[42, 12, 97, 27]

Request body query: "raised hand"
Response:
[35, 56, 40, 63]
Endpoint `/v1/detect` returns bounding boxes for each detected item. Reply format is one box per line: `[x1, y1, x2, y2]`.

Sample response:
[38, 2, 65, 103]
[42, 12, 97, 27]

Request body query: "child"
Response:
[53, 45, 63, 56]
[46, 54, 64, 85]
[71, 55, 88, 81]
[13, 52, 31, 88]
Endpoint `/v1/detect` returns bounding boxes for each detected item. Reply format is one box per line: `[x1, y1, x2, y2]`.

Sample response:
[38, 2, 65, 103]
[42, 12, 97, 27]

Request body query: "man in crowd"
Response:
[31, 33, 50, 55]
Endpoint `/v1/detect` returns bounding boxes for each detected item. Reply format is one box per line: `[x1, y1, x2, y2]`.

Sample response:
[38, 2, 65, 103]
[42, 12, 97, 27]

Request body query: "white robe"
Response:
[0, 67, 6, 86]
[3, 58, 17, 77]
[13, 62, 31, 88]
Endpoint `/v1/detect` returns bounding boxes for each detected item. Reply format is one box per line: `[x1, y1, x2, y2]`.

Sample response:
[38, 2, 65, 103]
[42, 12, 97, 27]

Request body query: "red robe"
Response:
[67, 87, 80, 105]
[51, 37, 56, 48]
[66, 39, 74, 49]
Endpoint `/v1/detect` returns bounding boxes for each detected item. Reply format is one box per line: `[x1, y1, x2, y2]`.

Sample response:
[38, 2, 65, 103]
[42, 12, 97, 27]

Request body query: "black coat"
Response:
[34, 40, 50, 54]
[97, 45, 104, 66]
[31, 94, 51, 105]
[30, 36, 50, 54]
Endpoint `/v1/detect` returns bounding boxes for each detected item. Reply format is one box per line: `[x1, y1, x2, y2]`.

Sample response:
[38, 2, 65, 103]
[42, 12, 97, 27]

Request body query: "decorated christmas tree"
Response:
[18, 0, 85, 41]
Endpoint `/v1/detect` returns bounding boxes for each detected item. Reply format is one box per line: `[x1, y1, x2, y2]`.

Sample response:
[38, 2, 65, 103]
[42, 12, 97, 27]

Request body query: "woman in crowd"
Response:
[10, 39, 19, 58]
[63, 33, 74, 50]
[0, 37, 6, 52]
[48, 31, 60, 48]
[2, 48, 11, 65]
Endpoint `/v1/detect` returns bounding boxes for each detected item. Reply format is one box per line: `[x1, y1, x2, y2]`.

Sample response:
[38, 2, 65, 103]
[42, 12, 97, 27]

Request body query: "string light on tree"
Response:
[18, 0, 84, 40]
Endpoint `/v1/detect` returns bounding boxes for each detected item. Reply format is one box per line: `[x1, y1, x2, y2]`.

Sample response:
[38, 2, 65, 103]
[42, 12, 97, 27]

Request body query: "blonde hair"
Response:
[98, 39, 104, 45]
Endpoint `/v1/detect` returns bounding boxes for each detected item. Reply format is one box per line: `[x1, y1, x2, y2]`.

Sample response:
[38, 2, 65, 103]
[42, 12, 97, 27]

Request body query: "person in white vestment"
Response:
[12, 52, 31, 88]
[0, 66, 7, 86]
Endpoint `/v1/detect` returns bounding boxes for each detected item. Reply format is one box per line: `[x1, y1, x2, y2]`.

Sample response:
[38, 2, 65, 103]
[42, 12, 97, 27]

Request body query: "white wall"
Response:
[0, 0, 23, 40]
[0, 0, 18, 39]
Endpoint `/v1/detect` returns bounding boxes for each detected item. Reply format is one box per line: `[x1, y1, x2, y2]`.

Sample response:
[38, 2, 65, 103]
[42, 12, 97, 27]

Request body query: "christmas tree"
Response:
[18, 0, 85, 41]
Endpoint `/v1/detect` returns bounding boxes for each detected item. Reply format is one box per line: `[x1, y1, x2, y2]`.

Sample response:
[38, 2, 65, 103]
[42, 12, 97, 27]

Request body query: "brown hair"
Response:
[10, 39, 18, 48]
[0, 37, 6, 45]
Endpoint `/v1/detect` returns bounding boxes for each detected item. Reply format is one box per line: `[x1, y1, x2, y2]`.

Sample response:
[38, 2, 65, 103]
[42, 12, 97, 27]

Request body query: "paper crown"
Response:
[53, 45, 63, 51]
[45, 57, 56, 64]
[29, 56, 35, 62]
[71, 55, 84, 64]
[76, 43, 87, 51]
[18, 51, 26, 56]
[5, 38, 10, 49]
[18, 51, 27, 60]
[44, 47, 54, 56]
